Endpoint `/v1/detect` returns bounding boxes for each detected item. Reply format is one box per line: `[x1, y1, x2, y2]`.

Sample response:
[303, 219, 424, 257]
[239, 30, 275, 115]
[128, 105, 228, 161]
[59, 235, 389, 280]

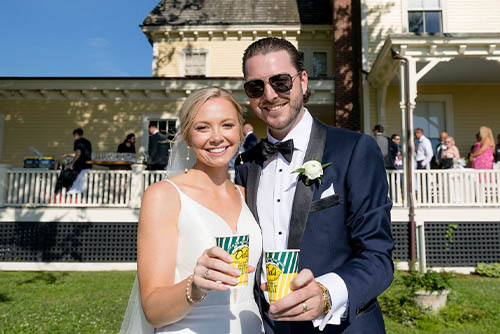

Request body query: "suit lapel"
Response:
[287, 118, 328, 249]
[246, 161, 262, 225]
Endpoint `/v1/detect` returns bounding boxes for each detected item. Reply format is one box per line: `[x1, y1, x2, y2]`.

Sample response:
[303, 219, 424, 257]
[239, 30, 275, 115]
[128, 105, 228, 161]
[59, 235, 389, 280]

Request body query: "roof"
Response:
[142, 0, 333, 26]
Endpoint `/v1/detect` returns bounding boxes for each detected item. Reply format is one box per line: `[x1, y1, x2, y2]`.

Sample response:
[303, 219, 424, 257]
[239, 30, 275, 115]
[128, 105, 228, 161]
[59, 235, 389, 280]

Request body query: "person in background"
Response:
[59, 128, 92, 194]
[372, 124, 397, 169]
[414, 128, 433, 169]
[470, 126, 495, 169]
[147, 123, 169, 170]
[434, 131, 448, 169]
[495, 134, 500, 163]
[391, 134, 402, 169]
[61, 128, 92, 172]
[117, 133, 136, 153]
[440, 136, 460, 169]
[242, 123, 258, 152]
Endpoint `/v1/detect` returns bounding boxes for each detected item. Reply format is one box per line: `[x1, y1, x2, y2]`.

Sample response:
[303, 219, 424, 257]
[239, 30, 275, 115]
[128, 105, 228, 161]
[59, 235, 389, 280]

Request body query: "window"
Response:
[298, 49, 331, 77]
[408, 0, 442, 34]
[413, 101, 445, 154]
[149, 119, 177, 140]
[312, 52, 328, 77]
[183, 50, 207, 76]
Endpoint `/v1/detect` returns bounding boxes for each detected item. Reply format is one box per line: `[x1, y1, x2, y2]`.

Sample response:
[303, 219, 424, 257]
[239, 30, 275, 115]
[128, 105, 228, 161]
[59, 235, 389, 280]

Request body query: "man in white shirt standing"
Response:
[414, 128, 434, 169]
[236, 37, 393, 334]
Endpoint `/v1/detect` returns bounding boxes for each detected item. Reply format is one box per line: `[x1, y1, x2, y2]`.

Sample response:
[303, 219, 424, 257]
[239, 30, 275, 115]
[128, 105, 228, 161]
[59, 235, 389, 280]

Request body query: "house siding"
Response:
[155, 38, 334, 78]
[0, 100, 181, 167]
[446, 0, 500, 33]
[365, 0, 403, 69]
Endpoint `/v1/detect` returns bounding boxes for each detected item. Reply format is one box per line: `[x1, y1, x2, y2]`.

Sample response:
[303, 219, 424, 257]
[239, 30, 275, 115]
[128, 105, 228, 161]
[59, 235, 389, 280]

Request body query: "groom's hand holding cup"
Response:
[265, 268, 327, 322]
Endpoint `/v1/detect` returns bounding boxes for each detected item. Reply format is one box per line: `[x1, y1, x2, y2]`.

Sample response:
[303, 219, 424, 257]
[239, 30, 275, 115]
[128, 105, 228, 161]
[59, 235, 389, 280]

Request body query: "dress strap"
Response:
[163, 179, 182, 195]
[235, 184, 244, 202]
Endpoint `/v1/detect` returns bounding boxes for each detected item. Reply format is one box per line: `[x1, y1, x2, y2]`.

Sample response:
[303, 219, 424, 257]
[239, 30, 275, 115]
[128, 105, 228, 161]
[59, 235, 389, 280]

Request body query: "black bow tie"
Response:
[257, 139, 295, 163]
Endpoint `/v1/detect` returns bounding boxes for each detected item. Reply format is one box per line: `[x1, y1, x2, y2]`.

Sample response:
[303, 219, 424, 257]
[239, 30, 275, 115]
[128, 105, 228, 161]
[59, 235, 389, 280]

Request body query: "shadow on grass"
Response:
[0, 292, 12, 302]
[18, 272, 69, 285]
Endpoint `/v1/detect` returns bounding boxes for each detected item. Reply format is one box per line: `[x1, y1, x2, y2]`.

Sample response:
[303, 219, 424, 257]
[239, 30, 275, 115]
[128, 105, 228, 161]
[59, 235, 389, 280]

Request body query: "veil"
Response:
[120, 133, 196, 334]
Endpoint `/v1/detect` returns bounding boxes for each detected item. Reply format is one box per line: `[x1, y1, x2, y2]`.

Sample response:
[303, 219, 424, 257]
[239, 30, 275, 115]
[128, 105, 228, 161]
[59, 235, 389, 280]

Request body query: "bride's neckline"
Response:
[166, 179, 243, 233]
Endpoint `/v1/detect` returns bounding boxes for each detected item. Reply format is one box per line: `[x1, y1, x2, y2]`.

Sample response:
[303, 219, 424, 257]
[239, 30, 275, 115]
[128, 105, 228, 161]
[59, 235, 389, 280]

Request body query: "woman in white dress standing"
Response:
[121, 87, 263, 333]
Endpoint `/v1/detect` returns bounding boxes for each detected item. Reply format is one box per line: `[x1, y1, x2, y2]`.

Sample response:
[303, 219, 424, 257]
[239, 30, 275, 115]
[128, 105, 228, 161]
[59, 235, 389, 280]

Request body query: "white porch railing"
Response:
[386, 169, 500, 207]
[4, 169, 132, 207]
[0, 165, 498, 208]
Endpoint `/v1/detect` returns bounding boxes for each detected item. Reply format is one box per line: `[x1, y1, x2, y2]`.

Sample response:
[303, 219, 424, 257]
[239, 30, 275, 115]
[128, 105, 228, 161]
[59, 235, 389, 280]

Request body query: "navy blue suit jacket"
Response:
[235, 118, 394, 334]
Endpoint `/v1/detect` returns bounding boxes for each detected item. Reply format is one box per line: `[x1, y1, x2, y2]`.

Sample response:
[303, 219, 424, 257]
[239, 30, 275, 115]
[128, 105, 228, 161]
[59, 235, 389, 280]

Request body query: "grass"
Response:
[382, 274, 500, 333]
[0, 271, 499, 333]
[0, 271, 136, 334]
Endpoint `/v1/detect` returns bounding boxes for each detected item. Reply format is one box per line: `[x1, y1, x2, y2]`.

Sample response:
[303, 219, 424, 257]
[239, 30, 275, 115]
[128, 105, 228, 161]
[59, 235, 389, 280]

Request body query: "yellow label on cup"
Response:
[265, 250, 299, 303]
[216, 234, 249, 287]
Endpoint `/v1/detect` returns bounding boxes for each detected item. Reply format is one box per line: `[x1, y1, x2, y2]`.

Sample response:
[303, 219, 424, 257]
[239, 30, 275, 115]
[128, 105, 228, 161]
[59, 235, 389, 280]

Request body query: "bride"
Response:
[120, 87, 264, 333]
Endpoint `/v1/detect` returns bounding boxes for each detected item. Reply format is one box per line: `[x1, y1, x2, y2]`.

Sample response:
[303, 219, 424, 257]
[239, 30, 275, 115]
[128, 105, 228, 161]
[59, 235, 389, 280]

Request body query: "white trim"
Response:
[180, 48, 210, 77]
[394, 262, 475, 274]
[152, 42, 159, 76]
[0, 207, 140, 222]
[0, 262, 136, 271]
[415, 94, 454, 137]
[0, 114, 4, 161]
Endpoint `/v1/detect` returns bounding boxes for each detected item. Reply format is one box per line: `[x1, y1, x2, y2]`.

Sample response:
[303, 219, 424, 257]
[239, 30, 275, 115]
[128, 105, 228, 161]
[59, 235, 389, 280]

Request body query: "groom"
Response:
[235, 37, 394, 333]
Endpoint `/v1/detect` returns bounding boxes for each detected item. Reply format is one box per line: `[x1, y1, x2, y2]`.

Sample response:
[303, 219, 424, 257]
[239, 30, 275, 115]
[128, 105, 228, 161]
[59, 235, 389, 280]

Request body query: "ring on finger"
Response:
[204, 269, 211, 279]
[302, 302, 308, 314]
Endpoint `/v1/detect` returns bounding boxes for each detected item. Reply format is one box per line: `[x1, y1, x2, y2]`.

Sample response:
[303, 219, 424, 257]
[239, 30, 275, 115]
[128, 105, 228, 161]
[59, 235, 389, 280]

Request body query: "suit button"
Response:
[277, 199, 280, 202]
[279, 169, 283, 172]
[278, 231, 283, 235]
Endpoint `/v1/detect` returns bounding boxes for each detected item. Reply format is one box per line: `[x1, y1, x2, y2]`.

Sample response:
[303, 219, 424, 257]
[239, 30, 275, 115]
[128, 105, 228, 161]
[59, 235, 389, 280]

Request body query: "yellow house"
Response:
[0, 0, 337, 167]
[362, 0, 500, 159]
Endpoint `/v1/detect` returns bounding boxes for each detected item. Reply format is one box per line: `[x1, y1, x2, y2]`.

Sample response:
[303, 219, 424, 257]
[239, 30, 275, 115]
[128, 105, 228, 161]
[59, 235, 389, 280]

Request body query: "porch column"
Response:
[376, 84, 388, 129]
[0, 164, 10, 207]
[130, 164, 146, 209]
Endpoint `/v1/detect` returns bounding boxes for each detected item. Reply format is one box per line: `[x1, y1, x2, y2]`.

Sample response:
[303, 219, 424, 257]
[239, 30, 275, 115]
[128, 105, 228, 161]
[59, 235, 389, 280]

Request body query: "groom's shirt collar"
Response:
[266, 108, 312, 154]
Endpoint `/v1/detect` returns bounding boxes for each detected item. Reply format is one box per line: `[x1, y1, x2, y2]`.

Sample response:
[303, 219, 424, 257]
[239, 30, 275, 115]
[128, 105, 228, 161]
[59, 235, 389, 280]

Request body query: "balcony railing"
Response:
[0, 165, 499, 208]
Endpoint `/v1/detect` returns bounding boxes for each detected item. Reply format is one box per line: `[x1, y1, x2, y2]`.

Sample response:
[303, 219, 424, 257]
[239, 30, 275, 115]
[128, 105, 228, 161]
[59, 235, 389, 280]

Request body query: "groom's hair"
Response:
[242, 37, 310, 103]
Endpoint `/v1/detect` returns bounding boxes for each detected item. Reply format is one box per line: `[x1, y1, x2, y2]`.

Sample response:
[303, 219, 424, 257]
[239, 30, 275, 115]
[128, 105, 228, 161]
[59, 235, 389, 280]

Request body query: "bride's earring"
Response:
[185, 146, 191, 172]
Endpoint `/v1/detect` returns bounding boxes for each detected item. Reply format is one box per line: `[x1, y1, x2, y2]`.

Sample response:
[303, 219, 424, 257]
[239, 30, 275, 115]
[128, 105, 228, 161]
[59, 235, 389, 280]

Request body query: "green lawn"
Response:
[0, 271, 136, 334]
[0, 271, 499, 333]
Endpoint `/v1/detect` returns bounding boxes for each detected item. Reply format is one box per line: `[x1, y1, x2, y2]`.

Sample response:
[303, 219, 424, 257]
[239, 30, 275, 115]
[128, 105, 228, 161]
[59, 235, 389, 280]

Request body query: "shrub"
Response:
[402, 270, 453, 293]
[475, 263, 500, 278]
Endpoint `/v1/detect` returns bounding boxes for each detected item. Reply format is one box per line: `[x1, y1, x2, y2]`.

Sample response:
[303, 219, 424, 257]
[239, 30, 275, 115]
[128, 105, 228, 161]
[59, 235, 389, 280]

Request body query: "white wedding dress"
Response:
[153, 180, 264, 334]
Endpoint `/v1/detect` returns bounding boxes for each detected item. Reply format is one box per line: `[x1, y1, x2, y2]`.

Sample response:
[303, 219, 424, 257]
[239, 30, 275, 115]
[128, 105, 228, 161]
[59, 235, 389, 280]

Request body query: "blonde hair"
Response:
[479, 126, 494, 144]
[179, 87, 246, 144]
[445, 136, 455, 146]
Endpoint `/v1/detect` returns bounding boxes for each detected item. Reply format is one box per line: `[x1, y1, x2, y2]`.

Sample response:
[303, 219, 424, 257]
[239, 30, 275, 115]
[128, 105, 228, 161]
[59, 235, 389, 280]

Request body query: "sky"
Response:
[0, 0, 161, 77]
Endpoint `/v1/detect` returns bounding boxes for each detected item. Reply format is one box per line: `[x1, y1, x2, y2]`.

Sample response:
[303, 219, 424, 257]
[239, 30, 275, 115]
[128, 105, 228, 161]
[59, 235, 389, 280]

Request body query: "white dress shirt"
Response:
[257, 110, 348, 330]
[415, 135, 434, 169]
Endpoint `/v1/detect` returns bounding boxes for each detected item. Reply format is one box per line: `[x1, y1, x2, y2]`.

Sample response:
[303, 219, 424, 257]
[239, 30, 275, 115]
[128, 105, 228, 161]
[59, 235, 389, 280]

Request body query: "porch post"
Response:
[130, 164, 146, 209]
[0, 164, 10, 207]
[376, 84, 388, 129]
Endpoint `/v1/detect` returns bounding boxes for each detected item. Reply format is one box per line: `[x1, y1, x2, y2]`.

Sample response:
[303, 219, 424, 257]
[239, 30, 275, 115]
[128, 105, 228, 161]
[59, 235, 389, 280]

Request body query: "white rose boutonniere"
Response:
[293, 160, 332, 185]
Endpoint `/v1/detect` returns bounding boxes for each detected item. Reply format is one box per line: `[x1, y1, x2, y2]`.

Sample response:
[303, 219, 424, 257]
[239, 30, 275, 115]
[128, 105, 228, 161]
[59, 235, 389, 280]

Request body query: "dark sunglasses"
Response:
[244, 72, 301, 98]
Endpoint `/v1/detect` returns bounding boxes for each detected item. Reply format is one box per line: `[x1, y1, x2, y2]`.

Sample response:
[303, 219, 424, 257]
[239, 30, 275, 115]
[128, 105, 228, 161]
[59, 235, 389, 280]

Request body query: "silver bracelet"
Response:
[185, 275, 206, 305]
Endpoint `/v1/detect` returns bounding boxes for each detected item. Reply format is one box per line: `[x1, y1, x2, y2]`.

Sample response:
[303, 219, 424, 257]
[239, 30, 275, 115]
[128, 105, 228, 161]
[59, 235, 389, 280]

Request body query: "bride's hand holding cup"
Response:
[192, 246, 255, 295]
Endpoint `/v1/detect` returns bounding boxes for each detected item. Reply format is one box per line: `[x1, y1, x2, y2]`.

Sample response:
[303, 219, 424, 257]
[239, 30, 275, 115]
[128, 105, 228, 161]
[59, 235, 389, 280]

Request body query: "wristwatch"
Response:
[316, 282, 332, 315]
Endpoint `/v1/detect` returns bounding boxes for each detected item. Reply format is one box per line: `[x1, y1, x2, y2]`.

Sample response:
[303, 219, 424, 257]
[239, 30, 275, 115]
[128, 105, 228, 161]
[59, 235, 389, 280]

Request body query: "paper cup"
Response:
[265, 249, 300, 303]
[215, 234, 249, 288]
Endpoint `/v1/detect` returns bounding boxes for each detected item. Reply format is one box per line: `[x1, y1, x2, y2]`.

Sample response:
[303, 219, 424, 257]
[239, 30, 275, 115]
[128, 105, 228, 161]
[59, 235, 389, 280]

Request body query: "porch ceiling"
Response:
[368, 33, 500, 87]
